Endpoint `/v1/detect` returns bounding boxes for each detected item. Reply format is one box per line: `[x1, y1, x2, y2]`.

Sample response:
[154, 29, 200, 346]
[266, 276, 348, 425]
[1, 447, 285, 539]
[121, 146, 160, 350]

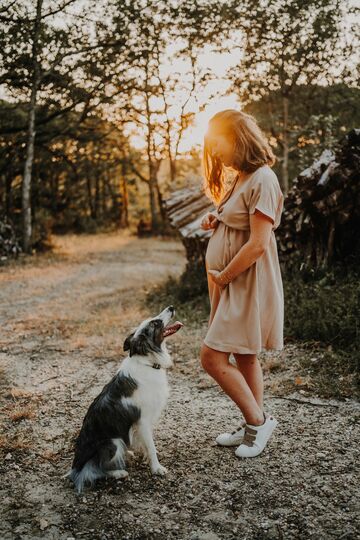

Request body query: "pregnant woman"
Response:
[200, 109, 284, 458]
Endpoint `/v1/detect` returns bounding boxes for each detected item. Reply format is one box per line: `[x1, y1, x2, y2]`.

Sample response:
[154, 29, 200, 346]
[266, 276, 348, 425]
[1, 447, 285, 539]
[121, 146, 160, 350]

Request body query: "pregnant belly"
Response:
[205, 225, 250, 271]
[205, 225, 226, 271]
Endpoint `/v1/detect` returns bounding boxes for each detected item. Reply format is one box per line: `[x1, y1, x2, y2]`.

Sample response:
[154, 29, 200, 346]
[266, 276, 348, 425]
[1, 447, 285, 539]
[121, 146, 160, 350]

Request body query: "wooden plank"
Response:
[165, 191, 208, 216]
[164, 186, 216, 240]
[168, 199, 215, 228]
[163, 187, 201, 211]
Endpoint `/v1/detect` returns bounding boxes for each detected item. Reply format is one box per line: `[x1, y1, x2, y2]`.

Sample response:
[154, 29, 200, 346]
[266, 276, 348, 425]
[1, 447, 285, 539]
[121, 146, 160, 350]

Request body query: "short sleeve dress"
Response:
[204, 164, 285, 355]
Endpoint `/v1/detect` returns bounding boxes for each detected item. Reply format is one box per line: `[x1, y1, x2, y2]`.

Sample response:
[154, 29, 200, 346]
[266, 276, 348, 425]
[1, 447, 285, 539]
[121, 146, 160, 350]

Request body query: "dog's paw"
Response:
[151, 464, 168, 476]
[107, 469, 129, 480]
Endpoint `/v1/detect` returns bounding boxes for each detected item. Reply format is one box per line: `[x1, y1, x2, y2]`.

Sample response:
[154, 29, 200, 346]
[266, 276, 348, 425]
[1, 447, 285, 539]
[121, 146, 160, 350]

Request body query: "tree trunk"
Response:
[282, 95, 289, 194]
[87, 176, 95, 219]
[101, 174, 107, 218]
[120, 161, 129, 228]
[5, 173, 12, 216]
[144, 73, 160, 232]
[155, 181, 166, 226]
[148, 177, 159, 232]
[22, 0, 43, 252]
[94, 173, 100, 219]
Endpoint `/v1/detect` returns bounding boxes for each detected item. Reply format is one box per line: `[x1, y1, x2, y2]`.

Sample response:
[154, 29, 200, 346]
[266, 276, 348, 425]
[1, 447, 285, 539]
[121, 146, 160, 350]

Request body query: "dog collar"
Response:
[143, 361, 162, 369]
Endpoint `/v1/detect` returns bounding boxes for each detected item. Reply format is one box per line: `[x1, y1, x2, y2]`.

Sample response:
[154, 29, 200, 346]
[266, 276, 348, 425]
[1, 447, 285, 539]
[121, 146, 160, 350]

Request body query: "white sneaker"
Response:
[235, 413, 278, 458]
[215, 419, 247, 446]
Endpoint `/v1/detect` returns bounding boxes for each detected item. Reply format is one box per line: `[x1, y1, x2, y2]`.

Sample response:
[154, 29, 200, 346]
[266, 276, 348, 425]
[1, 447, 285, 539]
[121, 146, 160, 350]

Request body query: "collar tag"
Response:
[152, 363, 161, 369]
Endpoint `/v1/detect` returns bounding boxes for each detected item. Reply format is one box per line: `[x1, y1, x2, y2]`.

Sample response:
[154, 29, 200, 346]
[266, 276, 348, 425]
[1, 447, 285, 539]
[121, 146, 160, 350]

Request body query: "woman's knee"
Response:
[200, 343, 226, 374]
[200, 344, 213, 372]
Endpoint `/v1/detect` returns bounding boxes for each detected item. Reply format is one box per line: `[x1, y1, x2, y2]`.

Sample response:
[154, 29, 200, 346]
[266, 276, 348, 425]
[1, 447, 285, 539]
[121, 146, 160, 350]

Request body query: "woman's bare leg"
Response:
[233, 353, 264, 412]
[200, 343, 264, 426]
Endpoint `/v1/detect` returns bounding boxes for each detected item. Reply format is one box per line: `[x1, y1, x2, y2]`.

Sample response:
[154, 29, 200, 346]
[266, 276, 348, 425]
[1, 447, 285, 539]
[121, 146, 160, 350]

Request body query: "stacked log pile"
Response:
[164, 129, 360, 274]
[277, 129, 360, 270]
[0, 217, 21, 263]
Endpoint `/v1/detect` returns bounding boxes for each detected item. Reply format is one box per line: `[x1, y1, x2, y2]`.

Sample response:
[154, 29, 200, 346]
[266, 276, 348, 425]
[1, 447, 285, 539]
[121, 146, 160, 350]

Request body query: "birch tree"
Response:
[22, 0, 42, 252]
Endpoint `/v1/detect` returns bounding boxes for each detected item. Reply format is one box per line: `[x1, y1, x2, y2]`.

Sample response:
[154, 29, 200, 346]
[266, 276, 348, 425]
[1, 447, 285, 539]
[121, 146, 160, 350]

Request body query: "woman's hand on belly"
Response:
[209, 238, 266, 288]
[208, 269, 228, 289]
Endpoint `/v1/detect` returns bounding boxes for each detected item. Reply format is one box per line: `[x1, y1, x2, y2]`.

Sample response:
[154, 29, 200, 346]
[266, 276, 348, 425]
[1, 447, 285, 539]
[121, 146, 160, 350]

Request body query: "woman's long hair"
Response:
[202, 109, 275, 203]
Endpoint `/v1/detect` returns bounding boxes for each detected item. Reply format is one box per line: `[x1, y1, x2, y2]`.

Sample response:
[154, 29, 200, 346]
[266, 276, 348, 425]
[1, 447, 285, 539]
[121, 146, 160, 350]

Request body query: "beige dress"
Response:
[204, 164, 285, 354]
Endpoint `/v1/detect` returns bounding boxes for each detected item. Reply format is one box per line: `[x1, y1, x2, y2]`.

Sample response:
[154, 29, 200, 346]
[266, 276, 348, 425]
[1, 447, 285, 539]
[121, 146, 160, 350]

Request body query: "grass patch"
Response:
[0, 434, 33, 455]
[9, 406, 36, 422]
[283, 264, 359, 398]
[283, 265, 359, 355]
[299, 346, 358, 399]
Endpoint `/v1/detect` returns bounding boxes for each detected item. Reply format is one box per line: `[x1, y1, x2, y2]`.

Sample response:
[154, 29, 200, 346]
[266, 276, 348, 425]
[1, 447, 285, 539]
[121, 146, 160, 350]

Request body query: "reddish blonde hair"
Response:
[202, 109, 275, 203]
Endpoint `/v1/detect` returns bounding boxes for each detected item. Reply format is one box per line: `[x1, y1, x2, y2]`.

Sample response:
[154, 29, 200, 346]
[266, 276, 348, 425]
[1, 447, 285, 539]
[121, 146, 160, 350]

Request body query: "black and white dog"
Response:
[65, 305, 183, 493]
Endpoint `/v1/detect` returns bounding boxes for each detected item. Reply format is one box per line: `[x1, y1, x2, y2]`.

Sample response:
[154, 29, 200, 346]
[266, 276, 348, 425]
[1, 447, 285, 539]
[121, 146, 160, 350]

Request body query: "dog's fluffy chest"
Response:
[134, 369, 169, 409]
[120, 358, 169, 424]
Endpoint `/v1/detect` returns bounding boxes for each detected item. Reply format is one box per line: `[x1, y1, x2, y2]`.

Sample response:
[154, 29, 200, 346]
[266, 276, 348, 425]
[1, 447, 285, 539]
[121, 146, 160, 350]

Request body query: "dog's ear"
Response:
[123, 332, 135, 352]
[129, 334, 150, 357]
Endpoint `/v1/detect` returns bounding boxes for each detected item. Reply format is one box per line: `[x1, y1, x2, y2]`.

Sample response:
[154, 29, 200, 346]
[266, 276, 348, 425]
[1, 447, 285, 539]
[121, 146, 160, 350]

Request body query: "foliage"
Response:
[283, 263, 359, 355]
[283, 262, 359, 398]
[231, 0, 358, 99]
[245, 84, 360, 181]
[0, 0, 228, 248]
[0, 0, 358, 251]
[226, 0, 359, 189]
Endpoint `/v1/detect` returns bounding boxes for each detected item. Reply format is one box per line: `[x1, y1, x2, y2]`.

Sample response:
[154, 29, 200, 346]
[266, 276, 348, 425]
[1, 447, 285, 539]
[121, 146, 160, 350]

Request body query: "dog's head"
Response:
[123, 305, 183, 358]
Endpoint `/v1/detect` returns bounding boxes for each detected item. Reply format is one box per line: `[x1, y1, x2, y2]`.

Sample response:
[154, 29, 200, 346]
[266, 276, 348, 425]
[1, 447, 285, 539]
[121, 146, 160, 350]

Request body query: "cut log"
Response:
[163, 186, 215, 266]
[276, 129, 360, 269]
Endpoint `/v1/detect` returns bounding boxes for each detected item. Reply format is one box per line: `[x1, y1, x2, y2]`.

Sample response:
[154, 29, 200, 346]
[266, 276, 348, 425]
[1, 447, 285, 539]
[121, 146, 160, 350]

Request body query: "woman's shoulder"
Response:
[248, 165, 282, 194]
[245, 165, 284, 226]
[251, 164, 279, 184]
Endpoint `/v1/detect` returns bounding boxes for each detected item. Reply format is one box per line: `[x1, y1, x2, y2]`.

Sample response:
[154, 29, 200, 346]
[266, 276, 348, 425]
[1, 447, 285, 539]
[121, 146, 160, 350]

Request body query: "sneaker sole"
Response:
[215, 439, 244, 447]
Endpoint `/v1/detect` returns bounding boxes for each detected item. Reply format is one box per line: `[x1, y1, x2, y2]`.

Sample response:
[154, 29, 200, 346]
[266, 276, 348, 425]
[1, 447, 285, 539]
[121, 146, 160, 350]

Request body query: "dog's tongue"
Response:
[163, 321, 183, 337]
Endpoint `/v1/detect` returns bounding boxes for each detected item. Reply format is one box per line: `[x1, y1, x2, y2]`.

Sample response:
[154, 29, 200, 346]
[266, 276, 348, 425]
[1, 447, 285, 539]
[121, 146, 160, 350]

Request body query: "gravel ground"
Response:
[0, 232, 359, 540]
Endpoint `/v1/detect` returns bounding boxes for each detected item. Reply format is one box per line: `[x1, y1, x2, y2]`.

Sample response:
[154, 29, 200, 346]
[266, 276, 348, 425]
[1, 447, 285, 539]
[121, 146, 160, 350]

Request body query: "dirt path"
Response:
[0, 232, 359, 540]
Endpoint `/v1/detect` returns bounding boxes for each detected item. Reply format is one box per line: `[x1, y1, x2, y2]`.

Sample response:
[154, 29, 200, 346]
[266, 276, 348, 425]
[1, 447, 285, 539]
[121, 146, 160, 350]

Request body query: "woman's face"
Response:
[207, 130, 235, 168]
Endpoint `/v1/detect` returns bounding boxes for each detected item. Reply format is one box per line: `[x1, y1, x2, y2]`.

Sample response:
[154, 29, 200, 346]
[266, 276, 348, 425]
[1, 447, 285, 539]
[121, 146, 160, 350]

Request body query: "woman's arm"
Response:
[208, 210, 273, 288]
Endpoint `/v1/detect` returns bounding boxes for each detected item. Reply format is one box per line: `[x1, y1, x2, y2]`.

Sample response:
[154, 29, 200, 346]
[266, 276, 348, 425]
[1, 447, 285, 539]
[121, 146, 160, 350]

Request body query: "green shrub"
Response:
[283, 264, 359, 356]
[283, 263, 359, 397]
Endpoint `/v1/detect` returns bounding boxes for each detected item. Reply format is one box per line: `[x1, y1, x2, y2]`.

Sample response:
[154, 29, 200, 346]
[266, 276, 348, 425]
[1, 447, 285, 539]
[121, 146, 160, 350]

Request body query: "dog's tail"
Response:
[63, 439, 128, 493]
[63, 462, 102, 494]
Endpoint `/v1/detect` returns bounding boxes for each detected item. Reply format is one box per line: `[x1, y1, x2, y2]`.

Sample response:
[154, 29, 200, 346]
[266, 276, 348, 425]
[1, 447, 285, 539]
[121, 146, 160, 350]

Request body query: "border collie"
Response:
[64, 305, 183, 493]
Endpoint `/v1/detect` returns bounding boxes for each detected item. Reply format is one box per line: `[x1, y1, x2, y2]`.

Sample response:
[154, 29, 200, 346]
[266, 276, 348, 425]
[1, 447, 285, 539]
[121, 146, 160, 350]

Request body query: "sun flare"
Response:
[179, 94, 242, 153]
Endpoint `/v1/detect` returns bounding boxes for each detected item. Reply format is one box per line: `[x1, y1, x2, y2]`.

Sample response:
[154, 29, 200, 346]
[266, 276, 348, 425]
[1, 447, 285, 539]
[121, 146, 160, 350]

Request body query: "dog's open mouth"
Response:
[163, 321, 183, 337]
